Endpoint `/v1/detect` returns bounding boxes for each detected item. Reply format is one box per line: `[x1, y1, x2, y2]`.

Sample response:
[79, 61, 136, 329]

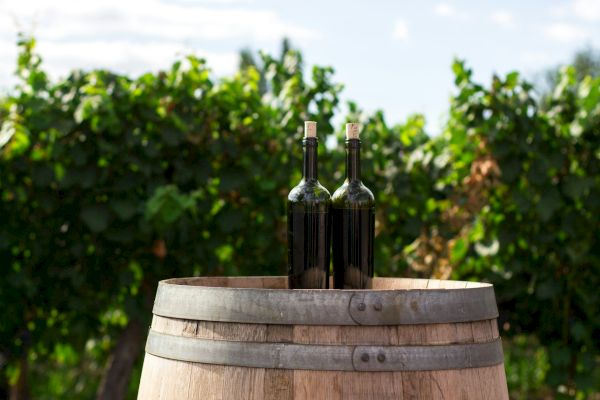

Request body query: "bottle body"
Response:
[287, 136, 331, 289]
[332, 203, 374, 289]
[332, 138, 375, 289]
[287, 197, 331, 289]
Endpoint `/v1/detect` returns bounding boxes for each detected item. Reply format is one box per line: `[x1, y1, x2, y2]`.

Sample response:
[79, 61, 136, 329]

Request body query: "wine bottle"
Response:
[332, 123, 375, 289]
[287, 121, 331, 289]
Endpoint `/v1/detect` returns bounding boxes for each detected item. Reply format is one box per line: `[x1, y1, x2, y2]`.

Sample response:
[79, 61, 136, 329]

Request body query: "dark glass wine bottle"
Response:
[287, 121, 331, 289]
[332, 123, 375, 289]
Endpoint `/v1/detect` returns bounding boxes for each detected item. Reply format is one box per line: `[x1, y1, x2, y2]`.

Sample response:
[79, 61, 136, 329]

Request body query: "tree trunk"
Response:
[96, 318, 145, 400]
[9, 352, 30, 400]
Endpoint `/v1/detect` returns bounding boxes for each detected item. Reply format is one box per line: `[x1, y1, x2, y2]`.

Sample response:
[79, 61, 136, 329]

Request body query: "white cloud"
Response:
[392, 19, 409, 41]
[547, 4, 570, 18]
[573, 0, 600, 21]
[545, 23, 589, 43]
[37, 40, 239, 78]
[1, 0, 317, 42]
[490, 10, 515, 28]
[434, 3, 454, 17]
[549, 0, 600, 21]
[0, 0, 317, 87]
[433, 2, 469, 20]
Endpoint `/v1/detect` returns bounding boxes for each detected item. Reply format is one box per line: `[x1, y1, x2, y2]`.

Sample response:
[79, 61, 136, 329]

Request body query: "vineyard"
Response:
[0, 36, 599, 399]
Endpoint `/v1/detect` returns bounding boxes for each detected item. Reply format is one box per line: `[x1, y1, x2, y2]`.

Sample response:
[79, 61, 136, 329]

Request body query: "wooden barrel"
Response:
[137, 277, 508, 399]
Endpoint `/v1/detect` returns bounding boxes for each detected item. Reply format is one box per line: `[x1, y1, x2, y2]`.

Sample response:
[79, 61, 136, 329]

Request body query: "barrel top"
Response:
[152, 276, 497, 326]
[159, 276, 492, 290]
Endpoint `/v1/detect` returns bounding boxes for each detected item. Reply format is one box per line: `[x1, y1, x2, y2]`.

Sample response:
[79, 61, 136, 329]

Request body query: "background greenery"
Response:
[0, 36, 598, 399]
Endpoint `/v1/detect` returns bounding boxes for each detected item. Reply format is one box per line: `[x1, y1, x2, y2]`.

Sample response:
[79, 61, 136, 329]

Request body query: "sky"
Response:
[1, 0, 600, 133]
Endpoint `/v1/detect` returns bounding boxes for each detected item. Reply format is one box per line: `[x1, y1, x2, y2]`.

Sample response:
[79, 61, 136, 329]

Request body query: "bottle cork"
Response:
[346, 123, 360, 139]
[304, 121, 317, 138]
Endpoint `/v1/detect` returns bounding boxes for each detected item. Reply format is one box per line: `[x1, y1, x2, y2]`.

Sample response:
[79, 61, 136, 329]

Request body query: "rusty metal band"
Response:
[145, 330, 504, 372]
[152, 280, 498, 325]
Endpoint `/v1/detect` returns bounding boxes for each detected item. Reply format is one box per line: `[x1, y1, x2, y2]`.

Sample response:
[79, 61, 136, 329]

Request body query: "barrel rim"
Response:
[152, 276, 498, 325]
[158, 276, 493, 291]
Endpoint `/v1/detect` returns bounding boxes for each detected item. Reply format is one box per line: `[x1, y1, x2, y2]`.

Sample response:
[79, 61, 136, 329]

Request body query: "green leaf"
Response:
[528, 158, 548, 186]
[0, 120, 16, 148]
[552, 66, 576, 99]
[217, 209, 243, 233]
[258, 179, 276, 191]
[570, 321, 587, 342]
[511, 189, 533, 214]
[110, 199, 138, 221]
[402, 216, 422, 237]
[220, 169, 245, 191]
[0, 120, 30, 158]
[505, 71, 519, 89]
[145, 185, 196, 228]
[451, 59, 471, 86]
[563, 175, 593, 199]
[536, 279, 561, 299]
[31, 165, 54, 187]
[160, 129, 183, 146]
[536, 188, 561, 221]
[80, 204, 111, 232]
[215, 244, 233, 263]
[450, 238, 469, 263]
[500, 158, 521, 183]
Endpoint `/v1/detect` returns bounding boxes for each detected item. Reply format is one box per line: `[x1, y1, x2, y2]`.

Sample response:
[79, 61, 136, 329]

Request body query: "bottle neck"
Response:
[302, 138, 318, 181]
[345, 139, 361, 182]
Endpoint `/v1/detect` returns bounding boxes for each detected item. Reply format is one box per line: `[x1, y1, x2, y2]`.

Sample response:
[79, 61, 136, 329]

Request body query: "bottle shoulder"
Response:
[288, 180, 332, 205]
[331, 180, 375, 208]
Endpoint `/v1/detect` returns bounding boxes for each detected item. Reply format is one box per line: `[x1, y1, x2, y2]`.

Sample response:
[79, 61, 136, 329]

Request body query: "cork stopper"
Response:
[346, 123, 361, 139]
[304, 121, 317, 138]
